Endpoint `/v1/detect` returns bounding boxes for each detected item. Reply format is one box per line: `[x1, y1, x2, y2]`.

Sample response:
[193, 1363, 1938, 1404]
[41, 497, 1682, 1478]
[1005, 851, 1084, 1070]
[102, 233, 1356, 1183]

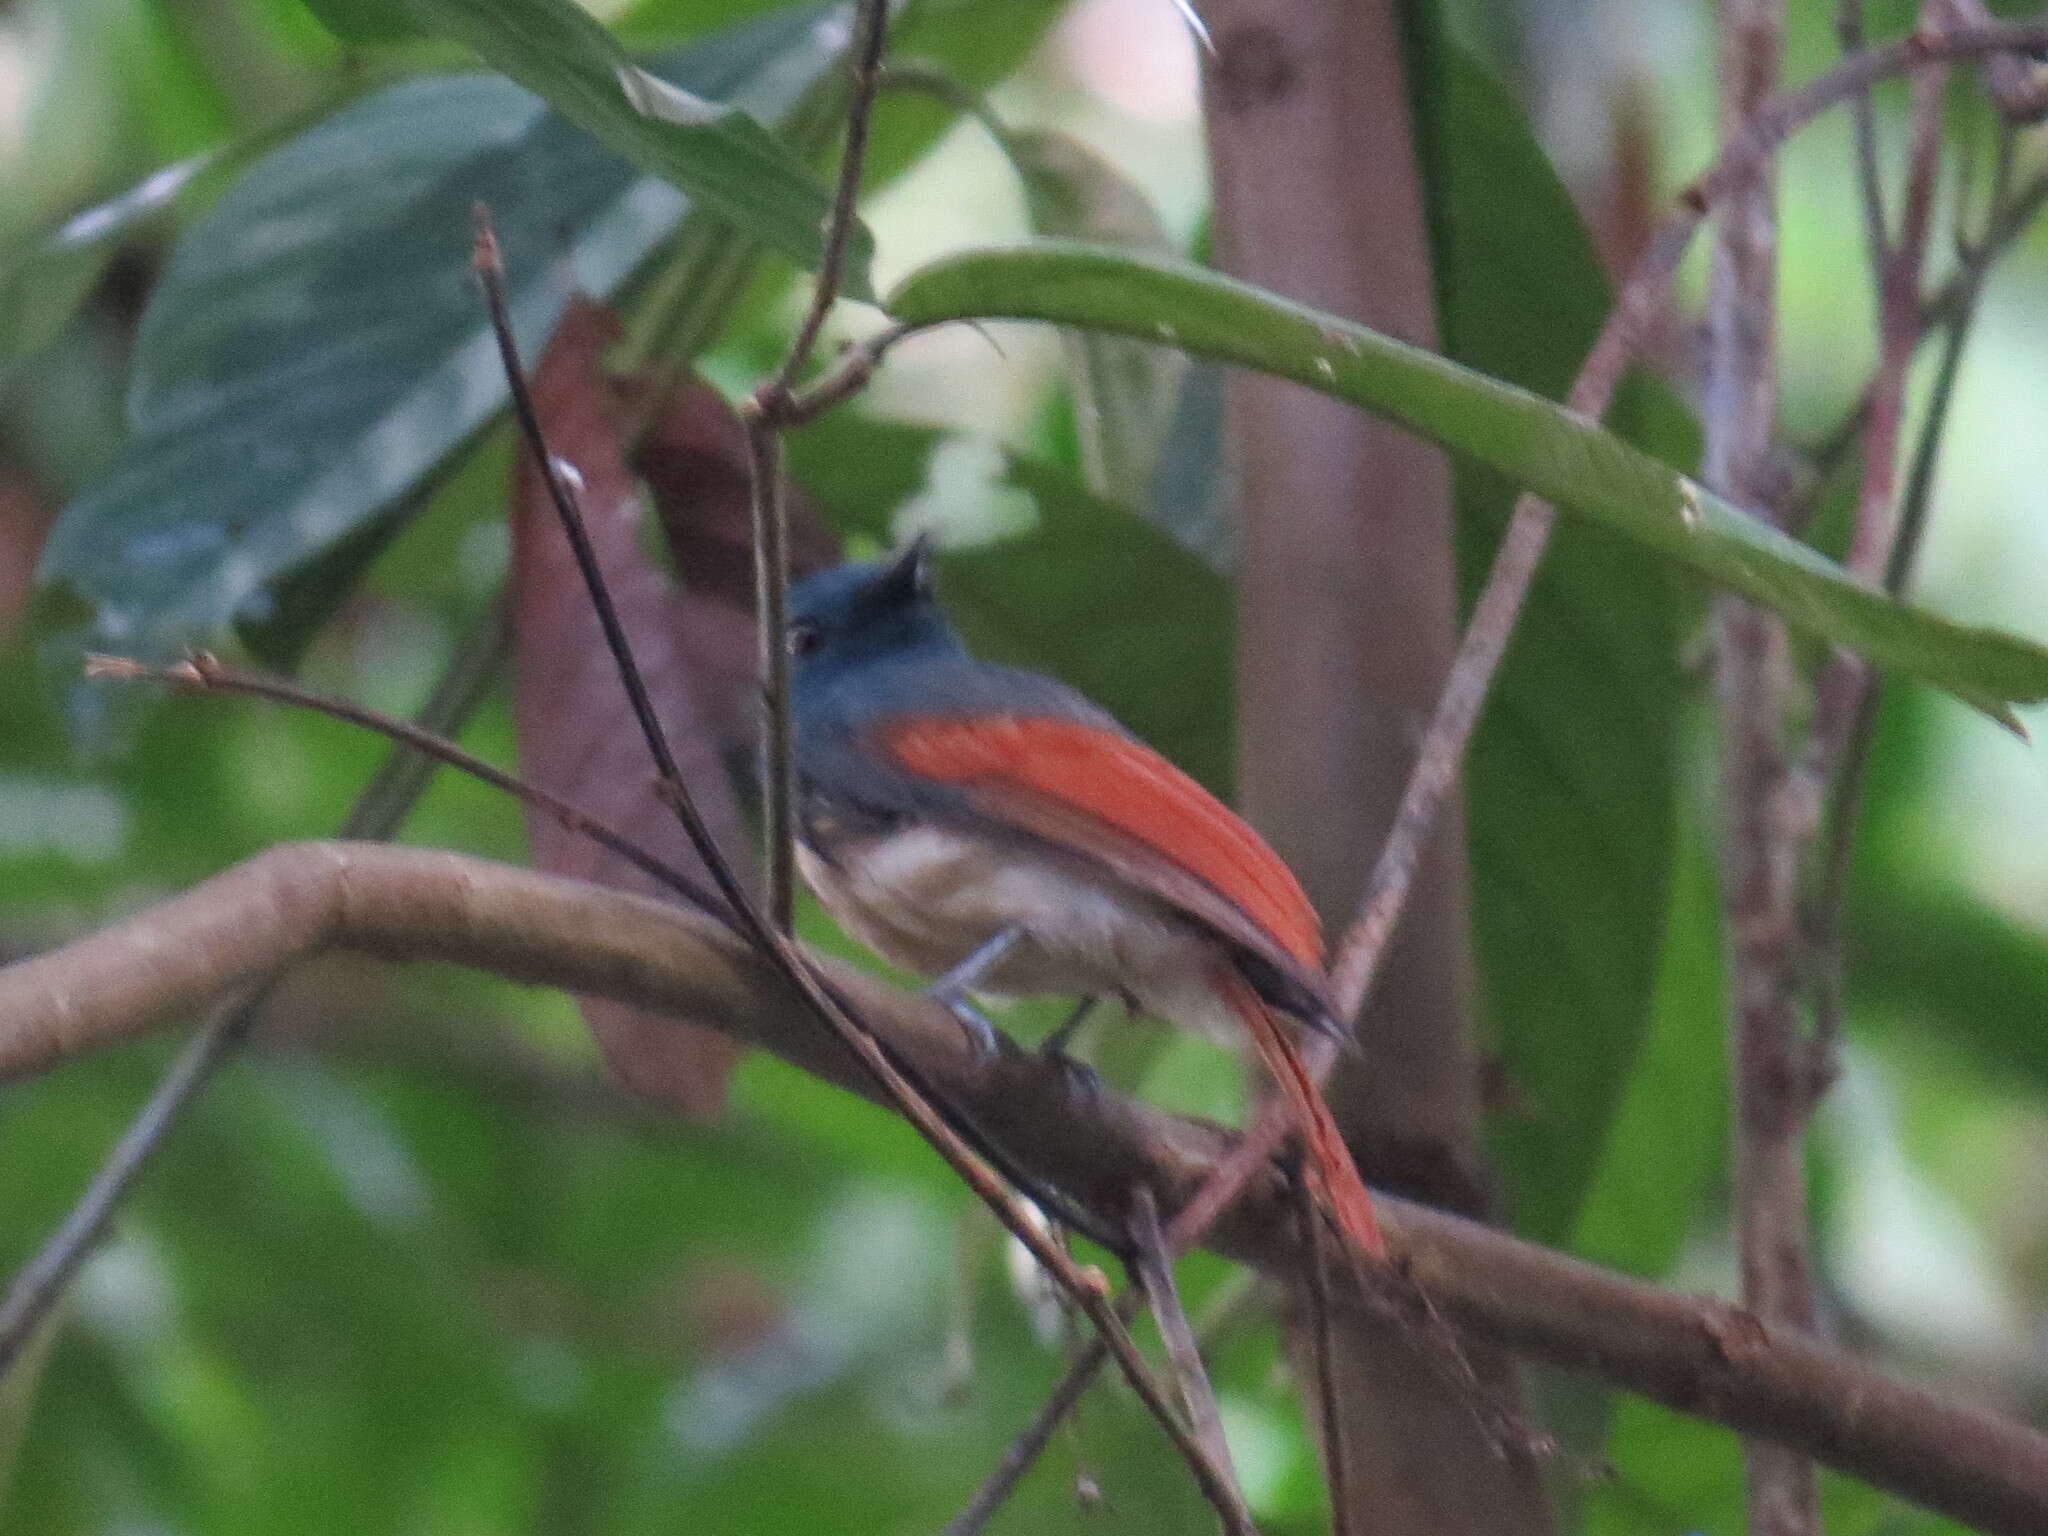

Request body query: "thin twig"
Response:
[739, 0, 892, 929]
[1839, 0, 1893, 286]
[88, 655, 725, 918]
[1294, 1166, 1351, 1536]
[1938, 0, 2048, 120]
[770, 0, 889, 398]
[941, 1320, 1125, 1536]
[1128, 1187, 1248, 1525]
[1786, 156, 2048, 530]
[742, 417, 797, 931]
[473, 212, 765, 938]
[943, 1076, 1340, 1533]
[0, 609, 507, 1379]
[1803, 90, 2007, 1098]
[1846, 60, 1947, 584]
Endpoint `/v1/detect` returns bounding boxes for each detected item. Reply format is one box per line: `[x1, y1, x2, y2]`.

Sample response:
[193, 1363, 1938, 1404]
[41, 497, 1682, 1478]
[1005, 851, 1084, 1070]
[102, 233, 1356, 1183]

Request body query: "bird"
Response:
[785, 536, 1383, 1260]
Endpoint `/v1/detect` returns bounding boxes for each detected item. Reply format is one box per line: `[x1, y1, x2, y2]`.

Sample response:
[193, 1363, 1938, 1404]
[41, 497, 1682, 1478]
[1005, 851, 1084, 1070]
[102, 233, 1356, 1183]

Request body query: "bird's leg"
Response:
[1038, 995, 1100, 1059]
[927, 926, 1023, 1059]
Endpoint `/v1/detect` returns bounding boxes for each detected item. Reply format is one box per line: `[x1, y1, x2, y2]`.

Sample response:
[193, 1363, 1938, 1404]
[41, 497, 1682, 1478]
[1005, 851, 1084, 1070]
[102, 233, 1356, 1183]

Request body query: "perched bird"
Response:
[786, 538, 1383, 1259]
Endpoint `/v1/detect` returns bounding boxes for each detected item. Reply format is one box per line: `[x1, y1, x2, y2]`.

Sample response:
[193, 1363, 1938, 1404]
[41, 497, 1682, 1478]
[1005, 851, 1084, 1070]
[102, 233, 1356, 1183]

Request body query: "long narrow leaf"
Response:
[405, 0, 871, 294]
[886, 242, 2048, 726]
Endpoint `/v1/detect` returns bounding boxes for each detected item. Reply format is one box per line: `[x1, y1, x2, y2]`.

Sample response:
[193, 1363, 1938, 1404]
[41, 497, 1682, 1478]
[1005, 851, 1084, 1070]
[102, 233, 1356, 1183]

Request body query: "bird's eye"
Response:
[788, 623, 822, 658]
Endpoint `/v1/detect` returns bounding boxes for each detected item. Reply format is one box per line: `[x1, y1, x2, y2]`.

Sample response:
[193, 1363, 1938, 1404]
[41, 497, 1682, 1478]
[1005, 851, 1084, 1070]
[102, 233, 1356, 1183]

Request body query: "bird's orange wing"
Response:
[880, 716, 1325, 980]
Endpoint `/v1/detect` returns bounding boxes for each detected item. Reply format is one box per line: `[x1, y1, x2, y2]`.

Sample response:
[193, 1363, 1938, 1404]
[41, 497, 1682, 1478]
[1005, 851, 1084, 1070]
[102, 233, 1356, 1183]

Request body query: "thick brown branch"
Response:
[6, 844, 2048, 1534]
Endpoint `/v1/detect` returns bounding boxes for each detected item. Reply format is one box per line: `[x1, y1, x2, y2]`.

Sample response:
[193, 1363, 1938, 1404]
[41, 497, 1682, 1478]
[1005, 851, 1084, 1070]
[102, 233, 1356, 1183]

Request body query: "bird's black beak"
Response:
[874, 531, 935, 606]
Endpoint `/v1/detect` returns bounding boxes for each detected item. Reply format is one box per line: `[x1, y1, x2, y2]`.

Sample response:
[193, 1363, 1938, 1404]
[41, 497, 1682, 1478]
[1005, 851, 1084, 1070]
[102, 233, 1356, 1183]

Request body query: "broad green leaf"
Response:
[1853, 881, 2048, 1091]
[400, 0, 869, 295]
[1566, 819, 1728, 1276]
[1408, 37, 1689, 1244]
[38, 6, 847, 749]
[886, 242, 2048, 725]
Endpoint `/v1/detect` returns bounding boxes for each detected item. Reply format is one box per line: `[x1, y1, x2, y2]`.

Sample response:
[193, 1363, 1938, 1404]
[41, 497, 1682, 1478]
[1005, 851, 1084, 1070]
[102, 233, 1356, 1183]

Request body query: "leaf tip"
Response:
[614, 64, 721, 128]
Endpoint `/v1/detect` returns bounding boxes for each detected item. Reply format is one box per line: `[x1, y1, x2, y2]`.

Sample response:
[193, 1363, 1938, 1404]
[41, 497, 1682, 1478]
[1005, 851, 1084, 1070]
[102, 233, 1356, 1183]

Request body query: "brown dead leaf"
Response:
[510, 299, 835, 1117]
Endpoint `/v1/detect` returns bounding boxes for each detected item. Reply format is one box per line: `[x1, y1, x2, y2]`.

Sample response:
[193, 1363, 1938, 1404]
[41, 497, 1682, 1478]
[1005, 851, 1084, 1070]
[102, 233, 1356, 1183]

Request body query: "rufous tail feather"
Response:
[1212, 967, 1385, 1259]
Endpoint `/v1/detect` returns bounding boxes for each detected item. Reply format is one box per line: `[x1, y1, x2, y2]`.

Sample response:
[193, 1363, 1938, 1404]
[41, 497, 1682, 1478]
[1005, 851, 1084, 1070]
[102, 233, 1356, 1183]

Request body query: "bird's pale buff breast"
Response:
[796, 823, 1222, 1016]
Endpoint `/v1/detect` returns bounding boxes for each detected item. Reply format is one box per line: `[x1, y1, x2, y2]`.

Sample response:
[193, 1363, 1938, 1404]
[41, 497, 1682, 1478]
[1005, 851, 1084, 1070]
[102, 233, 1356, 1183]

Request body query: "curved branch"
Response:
[4, 843, 2048, 1535]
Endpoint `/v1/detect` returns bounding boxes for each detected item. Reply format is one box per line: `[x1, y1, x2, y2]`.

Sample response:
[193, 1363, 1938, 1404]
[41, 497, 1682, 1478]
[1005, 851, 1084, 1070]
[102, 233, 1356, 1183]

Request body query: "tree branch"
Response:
[6, 843, 2048, 1534]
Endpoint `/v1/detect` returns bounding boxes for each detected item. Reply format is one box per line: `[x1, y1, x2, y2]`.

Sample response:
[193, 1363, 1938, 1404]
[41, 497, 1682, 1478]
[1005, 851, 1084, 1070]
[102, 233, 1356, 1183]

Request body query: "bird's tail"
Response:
[1212, 966, 1384, 1260]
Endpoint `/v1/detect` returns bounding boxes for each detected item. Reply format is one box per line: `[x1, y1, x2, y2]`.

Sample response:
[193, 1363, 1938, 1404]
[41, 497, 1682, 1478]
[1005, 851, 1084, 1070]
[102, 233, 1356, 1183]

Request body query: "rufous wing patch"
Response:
[880, 715, 1325, 971]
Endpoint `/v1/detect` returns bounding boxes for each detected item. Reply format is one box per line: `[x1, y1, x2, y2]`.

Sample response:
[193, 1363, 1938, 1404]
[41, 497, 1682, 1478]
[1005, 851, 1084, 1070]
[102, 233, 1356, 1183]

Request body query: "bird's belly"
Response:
[796, 824, 1209, 999]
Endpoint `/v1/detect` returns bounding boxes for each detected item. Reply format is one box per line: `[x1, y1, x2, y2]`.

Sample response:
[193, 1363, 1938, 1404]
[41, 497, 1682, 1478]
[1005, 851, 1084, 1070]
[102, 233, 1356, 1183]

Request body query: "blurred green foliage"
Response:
[3, 1, 2047, 1533]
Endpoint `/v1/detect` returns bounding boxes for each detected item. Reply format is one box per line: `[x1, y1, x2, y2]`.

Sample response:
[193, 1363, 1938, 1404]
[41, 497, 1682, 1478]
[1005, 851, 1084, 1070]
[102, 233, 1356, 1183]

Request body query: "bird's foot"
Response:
[925, 927, 1025, 1062]
[929, 983, 1002, 1062]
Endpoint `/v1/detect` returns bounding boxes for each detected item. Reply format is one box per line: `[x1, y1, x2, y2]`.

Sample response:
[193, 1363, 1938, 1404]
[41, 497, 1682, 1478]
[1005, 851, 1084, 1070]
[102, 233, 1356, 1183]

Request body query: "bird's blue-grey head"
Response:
[788, 536, 965, 706]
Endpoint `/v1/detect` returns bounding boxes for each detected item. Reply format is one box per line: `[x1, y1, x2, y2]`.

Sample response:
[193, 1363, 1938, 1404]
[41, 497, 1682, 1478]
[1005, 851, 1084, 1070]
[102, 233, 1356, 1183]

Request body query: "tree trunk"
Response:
[1200, 0, 1551, 1530]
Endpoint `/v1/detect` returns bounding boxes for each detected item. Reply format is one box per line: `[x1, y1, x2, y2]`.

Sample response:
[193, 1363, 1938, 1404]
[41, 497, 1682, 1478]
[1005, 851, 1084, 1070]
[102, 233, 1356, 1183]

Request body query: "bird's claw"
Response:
[1040, 1045, 1104, 1107]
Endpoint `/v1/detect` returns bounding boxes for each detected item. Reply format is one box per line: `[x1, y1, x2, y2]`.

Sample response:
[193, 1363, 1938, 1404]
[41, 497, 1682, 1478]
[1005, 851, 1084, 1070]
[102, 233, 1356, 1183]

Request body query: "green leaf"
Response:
[299, 0, 415, 43]
[401, 0, 870, 296]
[886, 241, 2048, 726]
[1405, 37, 1691, 1243]
[37, 6, 847, 749]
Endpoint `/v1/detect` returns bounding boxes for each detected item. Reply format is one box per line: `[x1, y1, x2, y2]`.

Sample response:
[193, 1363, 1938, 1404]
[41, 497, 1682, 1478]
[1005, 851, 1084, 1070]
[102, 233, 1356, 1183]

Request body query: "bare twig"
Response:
[11, 841, 2048, 1535]
[1294, 1166, 1351, 1536]
[1803, 90, 2012, 1100]
[943, 1055, 1349, 1532]
[741, 418, 796, 930]
[87, 654, 725, 918]
[741, 0, 893, 929]
[473, 213, 757, 932]
[1838, 0, 1893, 284]
[1786, 154, 2048, 530]
[1938, 0, 2048, 120]
[0, 609, 507, 1379]
[1128, 1186, 1248, 1524]
[1845, 62, 1946, 585]
[941, 1330, 1118, 1536]
[769, 0, 888, 398]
